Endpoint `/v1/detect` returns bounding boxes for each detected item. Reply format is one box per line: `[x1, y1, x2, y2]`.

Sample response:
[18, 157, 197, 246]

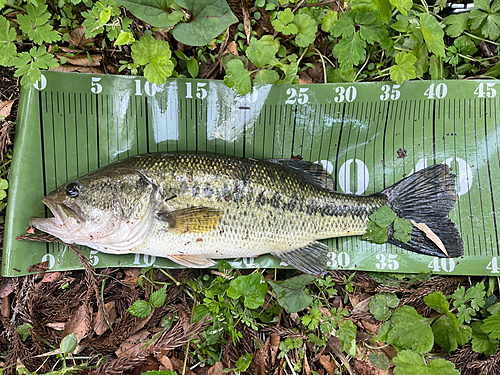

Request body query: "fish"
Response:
[29, 153, 464, 274]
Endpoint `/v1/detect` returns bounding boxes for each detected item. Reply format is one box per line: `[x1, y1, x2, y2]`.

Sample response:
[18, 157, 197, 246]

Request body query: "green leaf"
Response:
[412, 43, 429, 78]
[482, 313, 500, 340]
[391, 17, 409, 32]
[0, 178, 8, 191]
[272, 9, 297, 35]
[172, 0, 239, 46]
[453, 283, 485, 323]
[393, 350, 460, 375]
[469, 0, 500, 40]
[454, 35, 477, 55]
[253, 70, 280, 84]
[369, 206, 397, 227]
[432, 313, 472, 352]
[187, 56, 199, 78]
[429, 55, 443, 80]
[393, 217, 412, 244]
[424, 291, 449, 314]
[370, 293, 400, 321]
[362, 221, 389, 244]
[60, 333, 78, 354]
[259, 35, 280, 53]
[277, 62, 298, 84]
[443, 13, 469, 38]
[223, 58, 252, 95]
[293, 14, 317, 48]
[0, 16, 17, 66]
[369, 352, 390, 371]
[114, 31, 135, 46]
[246, 38, 278, 69]
[419, 14, 445, 57]
[335, 32, 366, 73]
[385, 306, 434, 353]
[235, 353, 252, 372]
[350, 0, 392, 24]
[15, 323, 33, 341]
[11, 46, 58, 86]
[471, 321, 499, 356]
[126, 300, 153, 318]
[322, 10, 337, 32]
[330, 13, 354, 38]
[355, 10, 386, 44]
[115, 0, 184, 28]
[132, 35, 174, 84]
[268, 274, 316, 313]
[192, 304, 209, 323]
[150, 285, 167, 308]
[389, 0, 412, 15]
[390, 51, 417, 84]
[227, 273, 268, 309]
[337, 319, 357, 357]
[17, 4, 61, 45]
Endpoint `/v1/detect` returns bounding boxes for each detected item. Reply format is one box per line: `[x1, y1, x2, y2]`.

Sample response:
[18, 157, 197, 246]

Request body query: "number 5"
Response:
[91, 77, 102, 94]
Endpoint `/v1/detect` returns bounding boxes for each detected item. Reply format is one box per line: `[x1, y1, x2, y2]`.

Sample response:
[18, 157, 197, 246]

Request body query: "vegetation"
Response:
[1, 0, 500, 373]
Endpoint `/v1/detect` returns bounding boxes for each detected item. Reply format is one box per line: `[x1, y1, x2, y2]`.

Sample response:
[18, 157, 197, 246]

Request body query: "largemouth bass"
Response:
[29, 153, 464, 274]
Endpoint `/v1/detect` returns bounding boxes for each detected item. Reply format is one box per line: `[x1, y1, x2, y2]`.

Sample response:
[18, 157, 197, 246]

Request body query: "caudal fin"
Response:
[382, 164, 464, 258]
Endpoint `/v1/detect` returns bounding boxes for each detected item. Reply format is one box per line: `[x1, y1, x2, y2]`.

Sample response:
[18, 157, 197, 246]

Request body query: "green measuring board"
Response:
[3, 71, 500, 276]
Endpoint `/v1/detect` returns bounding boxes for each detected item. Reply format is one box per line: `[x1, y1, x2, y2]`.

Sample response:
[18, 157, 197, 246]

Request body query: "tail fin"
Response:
[382, 164, 464, 258]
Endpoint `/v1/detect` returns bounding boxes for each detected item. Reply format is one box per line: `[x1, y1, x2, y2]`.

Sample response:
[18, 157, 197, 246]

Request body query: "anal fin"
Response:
[273, 241, 332, 275]
[167, 254, 216, 268]
[157, 207, 222, 234]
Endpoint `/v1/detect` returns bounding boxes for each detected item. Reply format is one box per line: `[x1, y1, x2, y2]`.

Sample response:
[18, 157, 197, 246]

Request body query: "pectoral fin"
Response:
[167, 254, 216, 268]
[157, 207, 223, 234]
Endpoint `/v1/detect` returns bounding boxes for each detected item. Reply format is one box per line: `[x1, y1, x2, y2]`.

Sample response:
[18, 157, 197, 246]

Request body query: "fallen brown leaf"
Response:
[93, 301, 117, 335]
[0, 277, 15, 298]
[303, 353, 311, 375]
[241, 0, 251, 44]
[298, 71, 313, 84]
[158, 353, 174, 371]
[0, 99, 14, 118]
[46, 322, 66, 331]
[56, 53, 102, 67]
[115, 330, 152, 358]
[41, 272, 62, 283]
[63, 304, 90, 342]
[270, 334, 280, 365]
[207, 361, 224, 375]
[70, 26, 95, 48]
[171, 356, 196, 375]
[51, 66, 104, 74]
[223, 41, 238, 56]
[320, 355, 337, 375]
[411, 220, 449, 257]
[1, 296, 9, 319]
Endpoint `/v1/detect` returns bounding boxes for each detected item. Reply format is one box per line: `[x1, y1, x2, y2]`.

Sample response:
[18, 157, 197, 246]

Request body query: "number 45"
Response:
[474, 83, 497, 98]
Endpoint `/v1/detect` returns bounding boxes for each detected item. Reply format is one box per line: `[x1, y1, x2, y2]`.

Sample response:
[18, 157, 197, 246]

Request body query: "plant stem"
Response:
[311, 47, 328, 83]
[464, 31, 500, 46]
[297, 47, 309, 65]
[160, 269, 181, 286]
[354, 53, 370, 81]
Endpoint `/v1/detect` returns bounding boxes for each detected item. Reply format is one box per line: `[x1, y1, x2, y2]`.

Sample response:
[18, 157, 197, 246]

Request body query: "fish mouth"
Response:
[29, 198, 85, 232]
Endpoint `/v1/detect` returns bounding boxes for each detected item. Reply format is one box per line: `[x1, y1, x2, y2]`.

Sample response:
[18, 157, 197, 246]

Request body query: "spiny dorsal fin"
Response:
[157, 207, 222, 234]
[268, 159, 335, 190]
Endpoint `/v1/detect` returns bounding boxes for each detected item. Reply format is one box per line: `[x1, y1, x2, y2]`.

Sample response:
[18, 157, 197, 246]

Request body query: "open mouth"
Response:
[39, 197, 85, 228]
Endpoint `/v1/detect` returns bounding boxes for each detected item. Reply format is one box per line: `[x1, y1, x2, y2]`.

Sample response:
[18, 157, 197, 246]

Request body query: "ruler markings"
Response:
[483, 100, 499, 256]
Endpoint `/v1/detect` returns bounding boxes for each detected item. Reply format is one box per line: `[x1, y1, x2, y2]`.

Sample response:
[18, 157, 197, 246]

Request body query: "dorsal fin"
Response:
[268, 159, 335, 190]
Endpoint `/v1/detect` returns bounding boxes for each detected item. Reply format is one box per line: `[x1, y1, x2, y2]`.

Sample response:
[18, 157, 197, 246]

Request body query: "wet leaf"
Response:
[15, 323, 33, 341]
[369, 293, 399, 321]
[227, 273, 268, 309]
[60, 333, 77, 354]
[116, 0, 184, 28]
[172, 0, 238, 46]
[268, 274, 315, 313]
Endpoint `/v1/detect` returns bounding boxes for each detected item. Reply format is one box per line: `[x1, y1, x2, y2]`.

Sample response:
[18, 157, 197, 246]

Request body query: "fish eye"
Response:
[66, 182, 82, 198]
